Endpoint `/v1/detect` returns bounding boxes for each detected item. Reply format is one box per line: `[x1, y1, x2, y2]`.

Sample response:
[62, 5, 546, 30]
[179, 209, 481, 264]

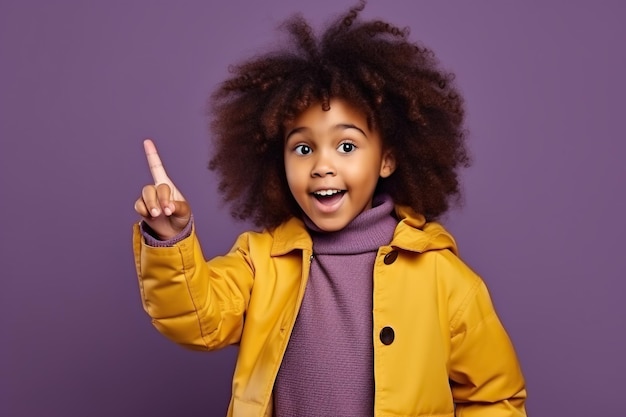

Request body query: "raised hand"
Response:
[134, 139, 191, 240]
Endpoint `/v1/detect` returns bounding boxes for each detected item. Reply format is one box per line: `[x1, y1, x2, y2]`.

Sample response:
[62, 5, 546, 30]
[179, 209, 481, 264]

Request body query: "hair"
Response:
[208, 0, 470, 229]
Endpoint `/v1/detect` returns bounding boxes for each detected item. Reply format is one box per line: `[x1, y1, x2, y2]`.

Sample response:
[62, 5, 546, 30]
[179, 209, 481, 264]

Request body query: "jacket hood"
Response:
[392, 205, 458, 256]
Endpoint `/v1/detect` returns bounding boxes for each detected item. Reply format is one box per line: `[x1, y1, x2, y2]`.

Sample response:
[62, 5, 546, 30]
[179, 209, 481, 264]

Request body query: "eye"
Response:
[338, 142, 356, 154]
[294, 144, 312, 155]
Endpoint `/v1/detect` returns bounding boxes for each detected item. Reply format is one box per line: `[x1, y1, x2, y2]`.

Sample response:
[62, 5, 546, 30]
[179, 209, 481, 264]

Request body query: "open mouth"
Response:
[312, 189, 346, 206]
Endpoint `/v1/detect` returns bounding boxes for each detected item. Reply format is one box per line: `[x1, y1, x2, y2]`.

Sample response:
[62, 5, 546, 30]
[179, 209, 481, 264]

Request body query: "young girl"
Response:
[133, 2, 526, 416]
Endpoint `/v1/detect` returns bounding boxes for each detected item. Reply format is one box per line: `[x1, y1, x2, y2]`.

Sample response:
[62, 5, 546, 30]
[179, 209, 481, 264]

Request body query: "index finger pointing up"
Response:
[143, 139, 170, 185]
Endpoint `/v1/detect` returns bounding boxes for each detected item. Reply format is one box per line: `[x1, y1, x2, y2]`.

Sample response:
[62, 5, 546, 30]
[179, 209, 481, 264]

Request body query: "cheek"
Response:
[344, 161, 379, 185]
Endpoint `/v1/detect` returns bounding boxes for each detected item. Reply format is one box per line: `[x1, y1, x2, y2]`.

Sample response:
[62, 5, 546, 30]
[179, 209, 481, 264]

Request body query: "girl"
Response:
[133, 2, 527, 416]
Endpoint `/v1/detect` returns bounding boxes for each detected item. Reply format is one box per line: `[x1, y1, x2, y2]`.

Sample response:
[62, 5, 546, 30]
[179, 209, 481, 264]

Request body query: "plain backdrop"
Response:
[1, 1, 625, 416]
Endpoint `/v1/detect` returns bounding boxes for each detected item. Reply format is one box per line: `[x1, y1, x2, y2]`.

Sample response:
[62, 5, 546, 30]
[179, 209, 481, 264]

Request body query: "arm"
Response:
[449, 280, 527, 416]
[133, 223, 255, 350]
[132, 139, 254, 350]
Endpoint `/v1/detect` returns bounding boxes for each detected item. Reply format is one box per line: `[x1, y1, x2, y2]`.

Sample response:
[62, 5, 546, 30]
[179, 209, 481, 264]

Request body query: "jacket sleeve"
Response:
[448, 267, 527, 416]
[132, 223, 255, 350]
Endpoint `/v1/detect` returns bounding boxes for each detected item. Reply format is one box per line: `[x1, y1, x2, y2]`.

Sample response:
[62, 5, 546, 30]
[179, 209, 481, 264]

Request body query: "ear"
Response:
[379, 150, 396, 178]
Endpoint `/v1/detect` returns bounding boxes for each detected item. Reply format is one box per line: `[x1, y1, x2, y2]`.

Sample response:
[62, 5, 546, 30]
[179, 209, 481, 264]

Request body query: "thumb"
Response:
[167, 200, 192, 231]
[170, 200, 191, 220]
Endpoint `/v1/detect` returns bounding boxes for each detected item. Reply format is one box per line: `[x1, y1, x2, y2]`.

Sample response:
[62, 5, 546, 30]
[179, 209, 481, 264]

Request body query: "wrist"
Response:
[140, 215, 193, 247]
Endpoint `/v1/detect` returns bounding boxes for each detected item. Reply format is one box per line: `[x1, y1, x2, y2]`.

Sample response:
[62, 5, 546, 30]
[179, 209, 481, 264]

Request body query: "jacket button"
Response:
[380, 326, 395, 345]
[383, 250, 398, 265]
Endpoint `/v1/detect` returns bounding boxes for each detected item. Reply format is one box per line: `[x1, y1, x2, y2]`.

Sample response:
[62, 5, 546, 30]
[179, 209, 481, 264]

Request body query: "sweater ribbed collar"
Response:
[304, 194, 397, 255]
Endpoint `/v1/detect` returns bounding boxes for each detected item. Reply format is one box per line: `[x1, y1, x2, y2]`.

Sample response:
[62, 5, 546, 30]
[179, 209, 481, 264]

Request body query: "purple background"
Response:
[1, 1, 625, 416]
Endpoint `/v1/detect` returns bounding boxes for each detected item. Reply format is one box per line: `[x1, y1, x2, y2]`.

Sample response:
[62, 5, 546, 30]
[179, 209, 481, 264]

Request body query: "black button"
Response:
[383, 250, 398, 265]
[380, 326, 395, 345]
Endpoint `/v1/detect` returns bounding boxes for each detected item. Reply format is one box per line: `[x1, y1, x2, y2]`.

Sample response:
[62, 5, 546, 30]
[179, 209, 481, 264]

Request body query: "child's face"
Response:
[283, 98, 395, 232]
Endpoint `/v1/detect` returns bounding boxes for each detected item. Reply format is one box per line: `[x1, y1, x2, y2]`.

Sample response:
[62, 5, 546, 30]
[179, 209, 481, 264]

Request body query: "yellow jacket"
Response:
[133, 206, 526, 417]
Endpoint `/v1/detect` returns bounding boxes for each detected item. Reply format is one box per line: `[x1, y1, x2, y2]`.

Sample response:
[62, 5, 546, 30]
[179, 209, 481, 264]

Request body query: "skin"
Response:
[134, 139, 191, 240]
[136, 99, 395, 236]
[284, 98, 396, 232]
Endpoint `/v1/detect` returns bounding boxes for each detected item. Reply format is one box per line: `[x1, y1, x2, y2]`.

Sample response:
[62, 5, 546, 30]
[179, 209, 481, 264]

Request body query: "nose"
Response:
[311, 152, 336, 178]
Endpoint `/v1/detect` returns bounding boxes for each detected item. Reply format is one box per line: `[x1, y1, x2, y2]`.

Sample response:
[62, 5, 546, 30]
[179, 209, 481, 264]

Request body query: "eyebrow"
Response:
[285, 123, 368, 141]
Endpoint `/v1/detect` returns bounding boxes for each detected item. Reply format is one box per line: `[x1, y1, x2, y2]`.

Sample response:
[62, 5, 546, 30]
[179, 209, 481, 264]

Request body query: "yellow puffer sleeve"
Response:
[447, 264, 527, 416]
[133, 223, 255, 351]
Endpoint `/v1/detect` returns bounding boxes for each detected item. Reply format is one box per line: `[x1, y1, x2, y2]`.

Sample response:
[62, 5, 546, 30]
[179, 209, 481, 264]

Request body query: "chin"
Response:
[309, 218, 349, 232]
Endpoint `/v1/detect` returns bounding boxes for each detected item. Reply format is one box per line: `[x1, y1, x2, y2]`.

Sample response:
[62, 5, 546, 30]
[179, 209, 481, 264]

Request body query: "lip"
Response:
[310, 191, 346, 214]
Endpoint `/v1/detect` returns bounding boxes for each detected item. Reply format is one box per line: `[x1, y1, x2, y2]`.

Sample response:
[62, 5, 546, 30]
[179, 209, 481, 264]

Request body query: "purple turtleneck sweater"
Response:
[273, 195, 397, 417]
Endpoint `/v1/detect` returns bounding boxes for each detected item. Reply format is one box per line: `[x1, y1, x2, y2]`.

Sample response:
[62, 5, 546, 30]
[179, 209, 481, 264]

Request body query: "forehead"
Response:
[286, 98, 371, 132]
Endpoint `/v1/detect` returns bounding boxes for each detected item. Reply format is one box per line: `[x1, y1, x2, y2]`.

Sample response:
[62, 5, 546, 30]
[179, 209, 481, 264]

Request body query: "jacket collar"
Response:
[270, 217, 313, 256]
[270, 205, 458, 257]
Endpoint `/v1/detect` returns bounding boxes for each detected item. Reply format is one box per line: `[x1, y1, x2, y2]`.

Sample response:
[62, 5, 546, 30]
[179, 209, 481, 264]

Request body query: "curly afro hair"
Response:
[209, 1, 470, 229]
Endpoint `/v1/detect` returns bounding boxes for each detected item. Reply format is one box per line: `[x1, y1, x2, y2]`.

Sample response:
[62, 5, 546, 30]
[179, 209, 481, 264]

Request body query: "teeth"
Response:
[314, 189, 341, 196]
